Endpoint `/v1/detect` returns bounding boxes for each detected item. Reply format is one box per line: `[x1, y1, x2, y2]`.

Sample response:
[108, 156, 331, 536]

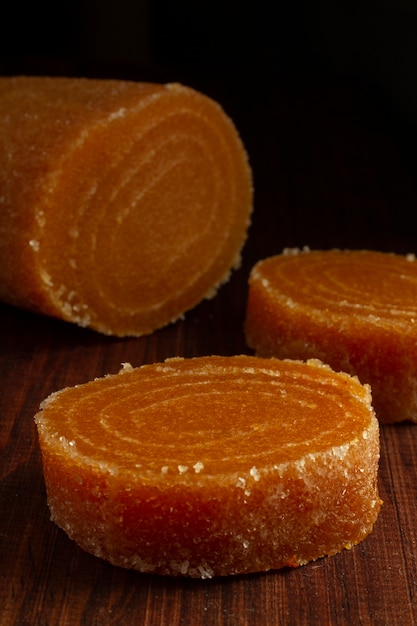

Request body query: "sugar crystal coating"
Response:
[245, 248, 417, 423]
[35, 355, 381, 578]
[0, 76, 253, 336]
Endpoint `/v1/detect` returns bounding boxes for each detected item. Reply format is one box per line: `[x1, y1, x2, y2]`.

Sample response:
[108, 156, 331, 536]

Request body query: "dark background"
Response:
[1, 1, 417, 255]
[3, 5, 417, 624]
[1, 1, 416, 117]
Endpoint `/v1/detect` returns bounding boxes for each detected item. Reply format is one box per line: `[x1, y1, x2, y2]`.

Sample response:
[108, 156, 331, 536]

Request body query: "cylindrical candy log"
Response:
[34, 355, 381, 578]
[245, 247, 417, 423]
[0, 76, 252, 336]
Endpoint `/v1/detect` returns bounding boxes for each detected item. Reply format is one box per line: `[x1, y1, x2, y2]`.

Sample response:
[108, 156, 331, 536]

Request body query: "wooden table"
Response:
[2, 69, 417, 625]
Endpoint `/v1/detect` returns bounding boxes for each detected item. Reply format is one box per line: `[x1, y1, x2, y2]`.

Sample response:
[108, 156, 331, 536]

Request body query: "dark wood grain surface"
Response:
[2, 69, 417, 625]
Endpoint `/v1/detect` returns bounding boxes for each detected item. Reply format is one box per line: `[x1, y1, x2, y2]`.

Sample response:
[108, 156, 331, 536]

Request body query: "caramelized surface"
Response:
[0, 77, 252, 336]
[35, 355, 381, 577]
[245, 248, 417, 422]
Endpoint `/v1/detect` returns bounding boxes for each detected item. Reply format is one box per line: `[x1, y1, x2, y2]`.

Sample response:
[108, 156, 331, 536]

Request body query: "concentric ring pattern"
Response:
[255, 248, 417, 327]
[34, 355, 381, 577]
[245, 248, 417, 423]
[36, 355, 374, 480]
[0, 77, 253, 336]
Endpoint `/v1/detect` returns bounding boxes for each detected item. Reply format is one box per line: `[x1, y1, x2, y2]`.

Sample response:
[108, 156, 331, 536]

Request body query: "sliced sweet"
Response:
[34, 355, 381, 578]
[245, 247, 417, 423]
[0, 76, 252, 336]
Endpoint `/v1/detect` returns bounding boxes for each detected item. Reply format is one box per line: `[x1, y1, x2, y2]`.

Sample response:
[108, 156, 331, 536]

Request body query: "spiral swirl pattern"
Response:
[36, 355, 375, 480]
[246, 248, 417, 422]
[0, 77, 252, 335]
[35, 355, 380, 576]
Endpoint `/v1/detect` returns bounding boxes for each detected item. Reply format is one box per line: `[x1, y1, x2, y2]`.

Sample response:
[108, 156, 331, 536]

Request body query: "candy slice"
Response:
[34, 355, 381, 578]
[0, 76, 252, 336]
[245, 247, 417, 423]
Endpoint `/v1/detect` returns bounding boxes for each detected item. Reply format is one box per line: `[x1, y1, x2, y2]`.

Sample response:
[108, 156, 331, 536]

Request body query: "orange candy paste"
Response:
[0, 76, 252, 336]
[35, 355, 381, 578]
[245, 248, 417, 423]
